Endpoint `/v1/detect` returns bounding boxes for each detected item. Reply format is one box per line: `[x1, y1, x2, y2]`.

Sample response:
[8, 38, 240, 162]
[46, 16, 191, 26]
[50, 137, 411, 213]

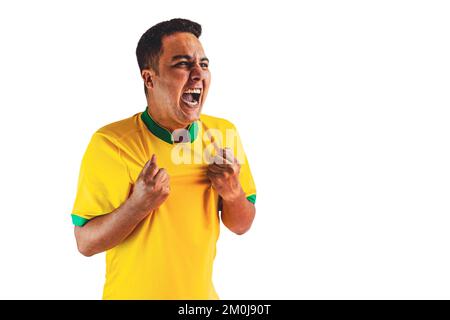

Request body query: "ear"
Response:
[141, 69, 155, 89]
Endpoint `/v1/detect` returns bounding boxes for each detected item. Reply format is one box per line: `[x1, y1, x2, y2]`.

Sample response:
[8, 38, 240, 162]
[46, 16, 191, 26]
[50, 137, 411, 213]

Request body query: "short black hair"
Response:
[136, 18, 202, 74]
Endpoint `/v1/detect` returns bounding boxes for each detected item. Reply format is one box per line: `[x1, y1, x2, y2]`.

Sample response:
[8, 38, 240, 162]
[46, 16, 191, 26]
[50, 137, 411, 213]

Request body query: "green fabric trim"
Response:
[71, 214, 89, 227]
[141, 108, 198, 144]
[188, 121, 199, 143]
[246, 194, 256, 204]
[141, 109, 173, 144]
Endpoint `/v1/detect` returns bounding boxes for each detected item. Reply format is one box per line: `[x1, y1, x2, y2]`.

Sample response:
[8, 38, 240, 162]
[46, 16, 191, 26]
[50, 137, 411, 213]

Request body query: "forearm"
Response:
[221, 189, 256, 235]
[74, 198, 150, 257]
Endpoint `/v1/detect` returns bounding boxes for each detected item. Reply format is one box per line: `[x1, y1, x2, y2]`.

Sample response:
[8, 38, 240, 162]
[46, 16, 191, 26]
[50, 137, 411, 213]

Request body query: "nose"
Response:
[190, 64, 206, 82]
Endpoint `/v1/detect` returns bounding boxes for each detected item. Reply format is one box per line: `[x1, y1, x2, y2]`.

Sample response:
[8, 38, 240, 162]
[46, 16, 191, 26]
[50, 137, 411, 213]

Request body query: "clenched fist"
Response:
[206, 138, 243, 201]
[128, 154, 170, 214]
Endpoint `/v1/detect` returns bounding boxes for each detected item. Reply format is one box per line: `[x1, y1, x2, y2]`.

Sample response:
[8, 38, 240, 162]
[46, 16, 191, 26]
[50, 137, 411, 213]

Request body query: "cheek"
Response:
[173, 75, 190, 92]
[160, 80, 183, 99]
[205, 75, 212, 90]
[204, 70, 211, 82]
[203, 72, 211, 91]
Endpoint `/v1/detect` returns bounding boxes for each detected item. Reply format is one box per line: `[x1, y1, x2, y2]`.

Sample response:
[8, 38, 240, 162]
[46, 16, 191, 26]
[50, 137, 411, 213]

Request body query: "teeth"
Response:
[182, 99, 198, 106]
[181, 94, 199, 106]
[183, 100, 198, 106]
[183, 88, 201, 94]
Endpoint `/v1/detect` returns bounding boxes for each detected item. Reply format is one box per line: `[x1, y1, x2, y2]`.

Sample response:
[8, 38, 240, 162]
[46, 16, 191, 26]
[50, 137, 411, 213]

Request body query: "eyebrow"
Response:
[171, 55, 209, 63]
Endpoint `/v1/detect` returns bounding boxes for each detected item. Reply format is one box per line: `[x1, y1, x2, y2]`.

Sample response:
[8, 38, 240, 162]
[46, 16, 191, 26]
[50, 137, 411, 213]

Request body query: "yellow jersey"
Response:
[71, 109, 256, 299]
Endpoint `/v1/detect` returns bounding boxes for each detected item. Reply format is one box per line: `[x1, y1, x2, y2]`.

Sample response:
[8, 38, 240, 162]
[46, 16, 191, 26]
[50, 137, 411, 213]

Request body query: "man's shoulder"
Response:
[199, 113, 236, 130]
[94, 112, 142, 142]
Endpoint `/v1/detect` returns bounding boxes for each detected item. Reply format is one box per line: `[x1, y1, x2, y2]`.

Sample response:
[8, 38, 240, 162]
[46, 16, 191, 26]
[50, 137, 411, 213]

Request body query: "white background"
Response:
[0, 0, 449, 299]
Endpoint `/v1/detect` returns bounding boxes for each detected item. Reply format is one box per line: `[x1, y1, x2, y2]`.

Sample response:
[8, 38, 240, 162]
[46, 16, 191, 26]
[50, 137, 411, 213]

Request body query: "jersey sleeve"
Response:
[71, 132, 132, 226]
[228, 124, 257, 205]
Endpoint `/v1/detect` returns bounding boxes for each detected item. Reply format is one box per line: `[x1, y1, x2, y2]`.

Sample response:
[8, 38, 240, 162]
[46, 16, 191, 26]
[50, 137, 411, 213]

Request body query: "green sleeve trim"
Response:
[246, 194, 256, 204]
[71, 214, 89, 227]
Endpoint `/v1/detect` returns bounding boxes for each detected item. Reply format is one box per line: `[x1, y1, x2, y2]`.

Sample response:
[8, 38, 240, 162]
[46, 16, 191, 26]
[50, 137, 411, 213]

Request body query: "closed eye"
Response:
[175, 61, 190, 67]
[174, 61, 208, 69]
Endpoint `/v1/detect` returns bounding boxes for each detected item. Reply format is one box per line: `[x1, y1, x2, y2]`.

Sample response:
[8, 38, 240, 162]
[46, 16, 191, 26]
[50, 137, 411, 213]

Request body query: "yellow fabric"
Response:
[72, 111, 256, 300]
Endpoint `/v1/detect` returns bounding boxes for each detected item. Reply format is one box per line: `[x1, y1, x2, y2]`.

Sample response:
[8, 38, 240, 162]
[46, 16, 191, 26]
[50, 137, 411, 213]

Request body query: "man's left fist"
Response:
[207, 140, 243, 201]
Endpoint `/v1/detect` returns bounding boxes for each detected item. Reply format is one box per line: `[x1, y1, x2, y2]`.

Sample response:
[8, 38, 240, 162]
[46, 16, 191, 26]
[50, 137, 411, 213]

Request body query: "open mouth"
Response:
[181, 88, 201, 107]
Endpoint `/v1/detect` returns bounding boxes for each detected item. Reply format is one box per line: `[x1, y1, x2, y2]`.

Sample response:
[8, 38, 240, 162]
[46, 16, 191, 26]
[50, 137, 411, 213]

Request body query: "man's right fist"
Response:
[129, 154, 170, 214]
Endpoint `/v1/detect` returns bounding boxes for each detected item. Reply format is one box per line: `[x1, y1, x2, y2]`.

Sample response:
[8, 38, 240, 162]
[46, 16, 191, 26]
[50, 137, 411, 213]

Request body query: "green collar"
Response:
[141, 108, 199, 144]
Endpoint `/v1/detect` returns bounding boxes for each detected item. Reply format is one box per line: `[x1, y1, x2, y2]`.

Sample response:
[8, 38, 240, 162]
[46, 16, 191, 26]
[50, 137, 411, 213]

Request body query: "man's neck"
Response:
[146, 108, 187, 132]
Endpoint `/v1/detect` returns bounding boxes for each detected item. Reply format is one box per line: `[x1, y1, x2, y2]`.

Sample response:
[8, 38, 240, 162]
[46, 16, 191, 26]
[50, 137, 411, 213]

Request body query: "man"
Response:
[71, 18, 256, 299]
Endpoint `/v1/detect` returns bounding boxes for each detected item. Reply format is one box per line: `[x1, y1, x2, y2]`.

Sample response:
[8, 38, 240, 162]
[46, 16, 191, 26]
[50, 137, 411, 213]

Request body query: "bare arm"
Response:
[74, 154, 170, 256]
[74, 198, 149, 257]
[220, 189, 256, 235]
[207, 144, 256, 235]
